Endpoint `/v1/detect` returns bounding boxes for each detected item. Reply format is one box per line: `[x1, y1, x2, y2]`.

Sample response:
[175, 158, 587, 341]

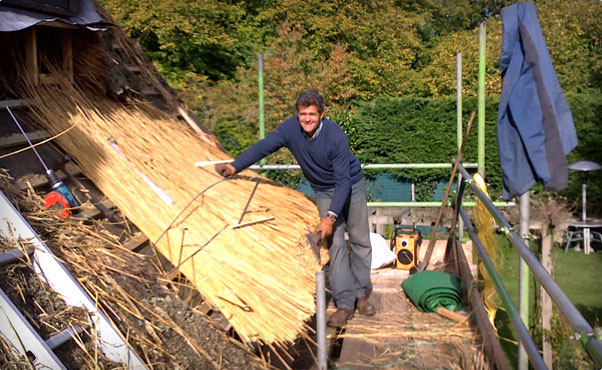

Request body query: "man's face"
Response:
[298, 104, 324, 136]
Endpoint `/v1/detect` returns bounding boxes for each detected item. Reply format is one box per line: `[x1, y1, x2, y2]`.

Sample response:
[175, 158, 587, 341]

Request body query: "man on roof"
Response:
[215, 89, 374, 327]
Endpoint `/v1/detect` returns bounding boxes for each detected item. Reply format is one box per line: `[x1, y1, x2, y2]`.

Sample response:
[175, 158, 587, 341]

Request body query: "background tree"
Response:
[99, 0, 602, 202]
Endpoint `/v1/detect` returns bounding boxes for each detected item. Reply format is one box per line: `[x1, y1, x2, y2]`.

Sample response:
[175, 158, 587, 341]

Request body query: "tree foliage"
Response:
[98, 0, 602, 203]
[99, 0, 602, 98]
[99, 0, 268, 84]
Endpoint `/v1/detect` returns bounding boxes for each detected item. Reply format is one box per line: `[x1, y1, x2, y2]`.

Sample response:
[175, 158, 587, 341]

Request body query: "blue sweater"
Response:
[232, 116, 363, 216]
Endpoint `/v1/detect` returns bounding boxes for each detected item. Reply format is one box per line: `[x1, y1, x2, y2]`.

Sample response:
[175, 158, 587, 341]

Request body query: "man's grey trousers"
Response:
[315, 178, 372, 309]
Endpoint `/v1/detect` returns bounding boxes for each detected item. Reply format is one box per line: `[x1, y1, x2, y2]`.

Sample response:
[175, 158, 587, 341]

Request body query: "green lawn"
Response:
[491, 235, 602, 368]
[497, 238, 602, 326]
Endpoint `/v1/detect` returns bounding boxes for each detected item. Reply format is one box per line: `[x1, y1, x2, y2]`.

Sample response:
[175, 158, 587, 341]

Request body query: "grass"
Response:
[496, 236, 602, 326]
[490, 234, 602, 368]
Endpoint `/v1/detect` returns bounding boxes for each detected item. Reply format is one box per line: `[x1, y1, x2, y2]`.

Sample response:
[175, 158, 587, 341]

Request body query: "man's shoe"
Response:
[356, 297, 376, 316]
[327, 308, 354, 327]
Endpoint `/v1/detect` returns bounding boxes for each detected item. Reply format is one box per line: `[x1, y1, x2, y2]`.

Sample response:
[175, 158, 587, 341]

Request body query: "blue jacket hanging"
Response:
[498, 2, 578, 200]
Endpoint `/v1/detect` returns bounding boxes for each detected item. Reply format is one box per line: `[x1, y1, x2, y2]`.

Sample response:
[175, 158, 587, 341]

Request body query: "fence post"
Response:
[541, 224, 553, 369]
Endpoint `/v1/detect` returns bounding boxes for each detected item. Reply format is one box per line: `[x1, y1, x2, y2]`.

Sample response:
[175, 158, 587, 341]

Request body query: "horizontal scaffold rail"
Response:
[249, 162, 513, 208]
[456, 162, 602, 368]
[250, 162, 479, 170]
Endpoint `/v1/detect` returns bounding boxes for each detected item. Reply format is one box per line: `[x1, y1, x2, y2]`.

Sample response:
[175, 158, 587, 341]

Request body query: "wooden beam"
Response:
[75, 199, 115, 220]
[15, 162, 82, 191]
[0, 130, 50, 149]
[24, 27, 39, 86]
[62, 30, 74, 84]
[453, 238, 510, 370]
[16, 173, 49, 191]
[122, 233, 149, 252]
[0, 100, 34, 110]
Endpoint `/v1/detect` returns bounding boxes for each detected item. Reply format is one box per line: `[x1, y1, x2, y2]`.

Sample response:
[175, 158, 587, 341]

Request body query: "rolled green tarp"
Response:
[401, 270, 462, 312]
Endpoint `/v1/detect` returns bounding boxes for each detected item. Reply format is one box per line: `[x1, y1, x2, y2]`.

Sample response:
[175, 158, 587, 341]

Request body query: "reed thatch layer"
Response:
[22, 78, 320, 344]
[0, 170, 256, 368]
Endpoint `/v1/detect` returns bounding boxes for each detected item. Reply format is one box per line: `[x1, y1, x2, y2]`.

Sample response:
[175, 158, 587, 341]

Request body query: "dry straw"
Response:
[0, 170, 257, 368]
[337, 309, 489, 369]
[19, 65, 321, 345]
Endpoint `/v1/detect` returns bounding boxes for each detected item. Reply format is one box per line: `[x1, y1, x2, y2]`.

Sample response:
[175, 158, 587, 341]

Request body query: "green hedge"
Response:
[339, 93, 602, 210]
[338, 96, 502, 201]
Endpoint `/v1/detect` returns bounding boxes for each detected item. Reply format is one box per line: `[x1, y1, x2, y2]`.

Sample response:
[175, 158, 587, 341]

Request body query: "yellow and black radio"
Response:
[391, 227, 422, 271]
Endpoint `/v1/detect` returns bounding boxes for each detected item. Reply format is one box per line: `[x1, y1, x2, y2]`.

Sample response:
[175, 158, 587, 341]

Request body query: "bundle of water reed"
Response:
[20, 75, 321, 346]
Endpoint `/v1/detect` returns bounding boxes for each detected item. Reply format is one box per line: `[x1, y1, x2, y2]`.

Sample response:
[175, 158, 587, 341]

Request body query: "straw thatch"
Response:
[18, 66, 321, 345]
[0, 169, 257, 368]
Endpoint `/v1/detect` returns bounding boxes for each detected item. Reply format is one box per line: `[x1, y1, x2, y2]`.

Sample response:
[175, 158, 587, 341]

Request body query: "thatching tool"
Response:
[416, 111, 476, 273]
[194, 159, 234, 167]
[6, 106, 78, 217]
[306, 231, 322, 264]
[108, 138, 174, 205]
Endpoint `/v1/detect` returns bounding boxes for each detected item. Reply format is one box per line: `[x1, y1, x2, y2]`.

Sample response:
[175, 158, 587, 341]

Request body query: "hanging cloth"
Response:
[497, 1, 578, 200]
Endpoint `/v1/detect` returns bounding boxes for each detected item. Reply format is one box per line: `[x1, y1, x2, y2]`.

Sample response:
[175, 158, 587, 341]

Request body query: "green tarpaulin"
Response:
[401, 270, 462, 312]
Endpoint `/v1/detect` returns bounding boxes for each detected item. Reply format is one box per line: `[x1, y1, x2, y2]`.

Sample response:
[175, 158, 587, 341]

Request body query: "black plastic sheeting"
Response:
[0, 0, 110, 32]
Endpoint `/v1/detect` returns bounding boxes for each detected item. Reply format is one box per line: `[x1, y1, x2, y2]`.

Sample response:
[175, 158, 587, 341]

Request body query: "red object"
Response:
[44, 191, 71, 218]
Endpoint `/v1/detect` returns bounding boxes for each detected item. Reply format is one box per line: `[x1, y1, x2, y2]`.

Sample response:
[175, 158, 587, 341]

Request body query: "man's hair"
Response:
[295, 89, 325, 114]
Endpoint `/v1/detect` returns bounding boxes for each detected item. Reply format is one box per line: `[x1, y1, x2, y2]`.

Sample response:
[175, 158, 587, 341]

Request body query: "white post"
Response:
[582, 181, 587, 221]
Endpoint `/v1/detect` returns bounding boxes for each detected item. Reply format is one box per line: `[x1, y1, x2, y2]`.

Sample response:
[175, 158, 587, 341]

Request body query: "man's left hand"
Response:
[315, 216, 335, 240]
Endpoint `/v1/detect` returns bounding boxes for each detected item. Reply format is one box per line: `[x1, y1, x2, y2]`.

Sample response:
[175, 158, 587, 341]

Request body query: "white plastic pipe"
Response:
[194, 159, 234, 167]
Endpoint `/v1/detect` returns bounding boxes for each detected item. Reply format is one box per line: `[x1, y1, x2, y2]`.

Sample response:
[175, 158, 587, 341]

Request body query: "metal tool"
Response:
[306, 231, 322, 264]
[6, 106, 78, 216]
[417, 111, 476, 273]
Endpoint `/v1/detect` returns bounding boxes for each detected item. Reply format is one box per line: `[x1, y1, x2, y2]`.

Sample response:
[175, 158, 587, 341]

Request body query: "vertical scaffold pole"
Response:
[258, 54, 265, 141]
[316, 271, 327, 370]
[519, 191, 531, 370]
[257, 54, 266, 170]
[456, 52, 464, 239]
[478, 22, 486, 179]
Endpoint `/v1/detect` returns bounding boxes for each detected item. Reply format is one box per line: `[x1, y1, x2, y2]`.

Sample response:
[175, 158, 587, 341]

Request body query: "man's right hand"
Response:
[315, 216, 335, 241]
[215, 163, 235, 177]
